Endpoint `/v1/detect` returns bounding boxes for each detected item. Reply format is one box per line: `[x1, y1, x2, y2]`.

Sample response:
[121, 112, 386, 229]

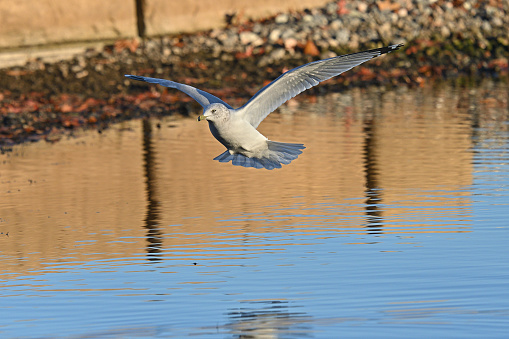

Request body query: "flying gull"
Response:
[126, 43, 402, 170]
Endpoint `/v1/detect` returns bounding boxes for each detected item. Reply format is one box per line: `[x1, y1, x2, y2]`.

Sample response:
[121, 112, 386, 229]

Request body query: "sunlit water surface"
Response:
[1, 82, 508, 338]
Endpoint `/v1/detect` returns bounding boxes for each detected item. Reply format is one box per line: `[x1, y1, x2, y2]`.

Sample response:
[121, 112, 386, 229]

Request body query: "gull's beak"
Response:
[198, 115, 207, 121]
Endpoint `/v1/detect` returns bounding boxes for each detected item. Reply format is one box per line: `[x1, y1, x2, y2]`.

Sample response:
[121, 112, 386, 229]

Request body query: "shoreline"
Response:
[1, 0, 508, 147]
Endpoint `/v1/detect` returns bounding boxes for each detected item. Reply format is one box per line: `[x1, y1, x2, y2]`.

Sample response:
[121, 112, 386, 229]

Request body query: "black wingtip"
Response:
[361, 43, 404, 60]
[378, 43, 404, 55]
[125, 74, 142, 80]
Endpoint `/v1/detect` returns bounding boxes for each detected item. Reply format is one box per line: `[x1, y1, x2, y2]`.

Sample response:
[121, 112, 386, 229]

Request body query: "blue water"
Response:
[1, 82, 508, 338]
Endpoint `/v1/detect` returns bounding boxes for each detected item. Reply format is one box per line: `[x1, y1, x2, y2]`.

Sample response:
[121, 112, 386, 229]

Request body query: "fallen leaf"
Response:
[377, 0, 400, 11]
[357, 67, 376, 80]
[59, 104, 73, 113]
[235, 46, 253, 59]
[114, 38, 139, 53]
[304, 40, 320, 56]
[337, 0, 349, 15]
[6, 70, 30, 77]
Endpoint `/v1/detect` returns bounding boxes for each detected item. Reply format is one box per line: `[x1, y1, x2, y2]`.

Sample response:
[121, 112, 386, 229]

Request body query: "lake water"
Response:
[1, 81, 508, 338]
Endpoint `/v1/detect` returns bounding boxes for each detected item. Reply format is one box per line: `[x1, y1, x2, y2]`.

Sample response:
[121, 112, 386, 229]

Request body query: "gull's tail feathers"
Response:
[213, 141, 305, 170]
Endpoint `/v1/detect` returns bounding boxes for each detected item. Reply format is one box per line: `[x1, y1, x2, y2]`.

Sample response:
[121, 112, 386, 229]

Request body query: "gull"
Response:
[126, 43, 402, 170]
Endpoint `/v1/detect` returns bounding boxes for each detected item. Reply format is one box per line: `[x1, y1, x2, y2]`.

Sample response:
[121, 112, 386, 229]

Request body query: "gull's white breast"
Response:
[209, 115, 268, 156]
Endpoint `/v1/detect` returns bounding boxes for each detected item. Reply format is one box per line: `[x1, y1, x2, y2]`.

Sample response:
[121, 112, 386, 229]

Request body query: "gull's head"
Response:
[198, 103, 229, 123]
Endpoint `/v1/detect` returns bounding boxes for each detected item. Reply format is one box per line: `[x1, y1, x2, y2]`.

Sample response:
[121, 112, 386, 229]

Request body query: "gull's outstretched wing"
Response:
[125, 75, 233, 109]
[236, 44, 403, 128]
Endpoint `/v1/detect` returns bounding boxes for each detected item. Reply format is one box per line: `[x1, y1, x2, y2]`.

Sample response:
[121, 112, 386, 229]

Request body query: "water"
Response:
[1, 81, 508, 338]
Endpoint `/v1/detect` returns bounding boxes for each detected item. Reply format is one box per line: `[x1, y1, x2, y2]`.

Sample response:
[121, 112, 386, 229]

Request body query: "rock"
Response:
[284, 38, 298, 51]
[59, 64, 69, 77]
[269, 28, 281, 42]
[321, 51, 337, 59]
[280, 28, 296, 40]
[324, 2, 338, 15]
[258, 47, 287, 66]
[275, 13, 289, 24]
[330, 19, 343, 30]
[303, 14, 314, 23]
[312, 14, 329, 27]
[239, 31, 262, 46]
[270, 48, 286, 60]
[217, 32, 238, 48]
[76, 70, 88, 79]
[71, 65, 83, 73]
[252, 23, 263, 34]
[492, 16, 503, 27]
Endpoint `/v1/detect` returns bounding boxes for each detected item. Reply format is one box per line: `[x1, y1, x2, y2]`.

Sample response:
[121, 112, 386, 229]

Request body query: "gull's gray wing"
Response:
[236, 44, 403, 128]
[125, 75, 233, 109]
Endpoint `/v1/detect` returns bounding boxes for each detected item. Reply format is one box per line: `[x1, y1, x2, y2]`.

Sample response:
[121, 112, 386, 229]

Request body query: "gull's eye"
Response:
[211, 109, 216, 113]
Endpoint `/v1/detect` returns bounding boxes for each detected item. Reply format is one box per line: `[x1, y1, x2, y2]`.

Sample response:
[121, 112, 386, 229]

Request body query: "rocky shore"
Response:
[1, 0, 508, 147]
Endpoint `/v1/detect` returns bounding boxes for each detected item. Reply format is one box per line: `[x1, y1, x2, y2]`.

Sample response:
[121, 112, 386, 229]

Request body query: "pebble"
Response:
[269, 29, 281, 42]
[284, 38, 298, 51]
[329, 19, 343, 30]
[398, 8, 408, 17]
[270, 48, 286, 60]
[492, 16, 503, 27]
[239, 31, 262, 46]
[275, 13, 289, 24]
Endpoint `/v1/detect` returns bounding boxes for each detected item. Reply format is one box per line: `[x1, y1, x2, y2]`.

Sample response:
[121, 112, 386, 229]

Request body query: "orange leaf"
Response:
[60, 104, 73, 113]
[304, 40, 319, 56]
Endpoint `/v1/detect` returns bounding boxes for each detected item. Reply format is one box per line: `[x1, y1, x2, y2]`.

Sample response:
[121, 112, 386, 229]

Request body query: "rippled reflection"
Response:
[363, 117, 383, 233]
[0, 81, 508, 338]
[142, 118, 163, 261]
[225, 300, 312, 338]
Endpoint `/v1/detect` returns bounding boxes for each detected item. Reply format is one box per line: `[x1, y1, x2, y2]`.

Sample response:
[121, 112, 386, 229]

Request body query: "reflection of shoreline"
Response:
[363, 117, 383, 234]
[142, 119, 163, 261]
[0, 82, 498, 276]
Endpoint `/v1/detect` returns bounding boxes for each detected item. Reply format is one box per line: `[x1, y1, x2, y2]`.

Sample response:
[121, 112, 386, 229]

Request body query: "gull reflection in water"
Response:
[225, 300, 313, 338]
